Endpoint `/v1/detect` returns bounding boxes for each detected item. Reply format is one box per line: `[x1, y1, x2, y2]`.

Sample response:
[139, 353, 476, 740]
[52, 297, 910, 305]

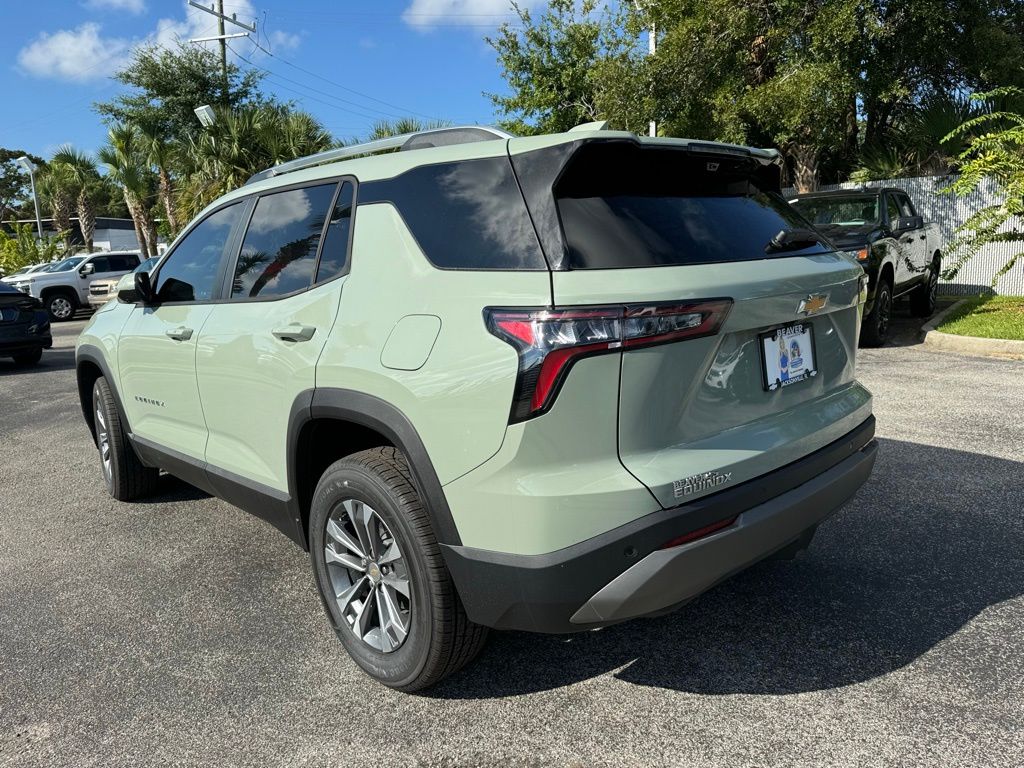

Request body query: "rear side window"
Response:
[156, 202, 244, 302]
[315, 181, 355, 283]
[359, 157, 546, 270]
[231, 183, 337, 299]
[553, 142, 828, 269]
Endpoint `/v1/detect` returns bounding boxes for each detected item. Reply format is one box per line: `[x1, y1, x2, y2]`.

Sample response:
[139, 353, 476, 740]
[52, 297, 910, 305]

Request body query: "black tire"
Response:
[861, 277, 893, 347]
[11, 348, 42, 365]
[45, 290, 78, 322]
[91, 376, 160, 501]
[310, 447, 487, 691]
[910, 259, 940, 318]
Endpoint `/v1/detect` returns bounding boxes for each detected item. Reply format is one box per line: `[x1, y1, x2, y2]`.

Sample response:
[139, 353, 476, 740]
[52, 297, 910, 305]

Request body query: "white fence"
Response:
[786, 175, 1024, 296]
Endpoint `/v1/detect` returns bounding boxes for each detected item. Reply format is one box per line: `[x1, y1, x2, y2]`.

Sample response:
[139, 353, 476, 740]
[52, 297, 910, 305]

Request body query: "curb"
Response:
[921, 299, 1024, 360]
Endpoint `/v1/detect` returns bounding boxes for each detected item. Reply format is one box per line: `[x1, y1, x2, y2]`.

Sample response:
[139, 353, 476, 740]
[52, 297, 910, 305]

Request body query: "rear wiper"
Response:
[765, 228, 821, 253]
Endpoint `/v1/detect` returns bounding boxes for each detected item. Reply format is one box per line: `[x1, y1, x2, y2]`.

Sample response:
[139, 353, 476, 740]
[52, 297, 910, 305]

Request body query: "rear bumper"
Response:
[0, 333, 52, 354]
[442, 415, 876, 633]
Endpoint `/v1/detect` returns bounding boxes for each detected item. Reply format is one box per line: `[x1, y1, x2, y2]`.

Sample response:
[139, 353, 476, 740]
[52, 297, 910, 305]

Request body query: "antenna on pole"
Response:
[186, 0, 257, 103]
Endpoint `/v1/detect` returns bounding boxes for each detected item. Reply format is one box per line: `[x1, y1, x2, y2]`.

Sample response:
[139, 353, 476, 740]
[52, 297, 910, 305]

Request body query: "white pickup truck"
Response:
[10, 250, 141, 321]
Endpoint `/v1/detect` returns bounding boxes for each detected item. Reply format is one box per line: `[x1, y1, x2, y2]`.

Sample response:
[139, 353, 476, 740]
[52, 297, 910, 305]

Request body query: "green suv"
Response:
[76, 125, 877, 691]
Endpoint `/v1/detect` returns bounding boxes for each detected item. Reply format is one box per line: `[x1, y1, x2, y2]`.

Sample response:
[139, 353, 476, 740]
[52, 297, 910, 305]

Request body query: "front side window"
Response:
[89, 257, 110, 273]
[155, 202, 244, 303]
[896, 193, 916, 218]
[886, 196, 901, 226]
[231, 183, 337, 299]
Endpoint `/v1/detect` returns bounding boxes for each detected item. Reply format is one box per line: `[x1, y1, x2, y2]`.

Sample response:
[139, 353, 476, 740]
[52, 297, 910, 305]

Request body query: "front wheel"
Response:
[309, 448, 487, 691]
[12, 348, 42, 366]
[861, 278, 893, 347]
[910, 261, 939, 318]
[92, 376, 160, 500]
[45, 291, 77, 322]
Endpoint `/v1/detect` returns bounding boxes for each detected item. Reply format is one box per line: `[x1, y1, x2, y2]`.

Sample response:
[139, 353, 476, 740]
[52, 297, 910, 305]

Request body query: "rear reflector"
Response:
[486, 299, 732, 422]
[659, 515, 738, 549]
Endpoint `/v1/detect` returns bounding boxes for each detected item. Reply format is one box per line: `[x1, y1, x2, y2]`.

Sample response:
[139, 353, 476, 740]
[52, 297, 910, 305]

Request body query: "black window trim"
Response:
[146, 174, 358, 308]
[220, 174, 359, 304]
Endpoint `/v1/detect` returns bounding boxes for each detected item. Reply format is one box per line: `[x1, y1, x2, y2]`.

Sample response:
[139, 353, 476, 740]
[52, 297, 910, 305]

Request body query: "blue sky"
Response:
[2, 0, 534, 158]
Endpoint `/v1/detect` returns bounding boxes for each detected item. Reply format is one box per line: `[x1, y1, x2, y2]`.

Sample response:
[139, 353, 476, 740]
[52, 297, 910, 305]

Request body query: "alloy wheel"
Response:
[95, 401, 112, 485]
[50, 297, 73, 320]
[324, 498, 412, 653]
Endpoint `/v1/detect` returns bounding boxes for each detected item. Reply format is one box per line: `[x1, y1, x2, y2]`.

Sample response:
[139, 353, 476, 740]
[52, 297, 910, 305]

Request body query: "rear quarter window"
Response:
[358, 157, 546, 270]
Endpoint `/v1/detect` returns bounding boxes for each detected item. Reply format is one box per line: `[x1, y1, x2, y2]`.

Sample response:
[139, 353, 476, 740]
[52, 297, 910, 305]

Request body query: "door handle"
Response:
[272, 323, 317, 342]
[165, 326, 193, 341]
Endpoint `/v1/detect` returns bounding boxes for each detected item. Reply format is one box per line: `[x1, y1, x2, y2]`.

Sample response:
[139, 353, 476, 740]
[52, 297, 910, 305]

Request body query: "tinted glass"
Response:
[51, 257, 85, 272]
[155, 202, 243, 302]
[896, 193, 916, 217]
[315, 182, 354, 283]
[90, 257, 110, 273]
[791, 195, 879, 226]
[232, 184, 336, 299]
[555, 143, 828, 269]
[886, 196, 901, 225]
[136, 257, 158, 273]
[359, 157, 545, 270]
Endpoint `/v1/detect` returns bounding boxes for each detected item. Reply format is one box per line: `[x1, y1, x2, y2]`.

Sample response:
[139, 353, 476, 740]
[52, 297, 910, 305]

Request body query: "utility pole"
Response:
[187, 1, 256, 104]
[647, 21, 656, 138]
[217, 0, 228, 103]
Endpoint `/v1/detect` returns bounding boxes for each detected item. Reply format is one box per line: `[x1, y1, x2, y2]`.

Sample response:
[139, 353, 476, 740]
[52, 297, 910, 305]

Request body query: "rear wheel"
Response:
[310, 448, 487, 691]
[861, 277, 893, 347]
[45, 290, 77, 322]
[92, 376, 160, 500]
[12, 348, 42, 366]
[910, 260, 940, 318]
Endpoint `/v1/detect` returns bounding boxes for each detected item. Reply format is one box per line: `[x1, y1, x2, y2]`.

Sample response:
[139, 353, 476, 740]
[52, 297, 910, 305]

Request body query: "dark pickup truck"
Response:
[790, 187, 942, 346]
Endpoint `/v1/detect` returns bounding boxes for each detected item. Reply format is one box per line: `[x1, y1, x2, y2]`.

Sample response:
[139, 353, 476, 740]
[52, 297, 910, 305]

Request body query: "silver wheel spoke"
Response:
[379, 584, 408, 645]
[326, 518, 364, 559]
[378, 542, 402, 565]
[383, 573, 410, 598]
[325, 544, 365, 572]
[336, 575, 368, 612]
[354, 590, 375, 638]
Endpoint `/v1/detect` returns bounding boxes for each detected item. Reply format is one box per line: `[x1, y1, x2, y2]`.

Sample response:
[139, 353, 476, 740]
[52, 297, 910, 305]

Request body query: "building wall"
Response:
[786, 175, 1024, 296]
[93, 227, 144, 252]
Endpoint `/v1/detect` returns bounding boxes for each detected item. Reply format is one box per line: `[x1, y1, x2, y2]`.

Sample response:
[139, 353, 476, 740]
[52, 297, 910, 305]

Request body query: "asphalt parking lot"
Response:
[1, 305, 1022, 768]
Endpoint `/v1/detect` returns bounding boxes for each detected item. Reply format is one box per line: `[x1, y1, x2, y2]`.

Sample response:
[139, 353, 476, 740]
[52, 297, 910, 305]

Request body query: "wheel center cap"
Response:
[367, 562, 382, 584]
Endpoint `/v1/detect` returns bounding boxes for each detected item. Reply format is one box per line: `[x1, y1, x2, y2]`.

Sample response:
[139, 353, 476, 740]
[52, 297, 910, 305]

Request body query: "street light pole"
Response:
[647, 22, 656, 138]
[16, 156, 43, 242]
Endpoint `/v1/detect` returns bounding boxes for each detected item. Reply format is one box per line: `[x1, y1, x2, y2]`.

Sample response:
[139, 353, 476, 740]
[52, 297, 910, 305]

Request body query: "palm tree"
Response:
[138, 122, 180, 236]
[52, 146, 102, 252]
[37, 163, 75, 250]
[98, 123, 158, 258]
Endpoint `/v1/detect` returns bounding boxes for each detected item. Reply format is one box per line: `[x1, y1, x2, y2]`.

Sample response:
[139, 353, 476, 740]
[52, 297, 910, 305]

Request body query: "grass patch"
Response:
[937, 296, 1024, 341]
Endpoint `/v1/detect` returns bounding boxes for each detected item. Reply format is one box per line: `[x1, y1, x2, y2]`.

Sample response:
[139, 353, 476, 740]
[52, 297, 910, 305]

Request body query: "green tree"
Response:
[0, 223, 63, 275]
[0, 149, 46, 222]
[487, 0, 611, 135]
[137, 121, 180, 235]
[99, 124, 158, 258]
[37, 163, 76, 250]
[95, 42, 265, 145]
[943, 87, 1024, 284]
[51, 146, 103, 252]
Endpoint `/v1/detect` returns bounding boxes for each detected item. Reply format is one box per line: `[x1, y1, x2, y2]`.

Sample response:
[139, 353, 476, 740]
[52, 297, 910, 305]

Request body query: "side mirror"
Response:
[895, 215, 923, 231]
[80, 263, 95, 276]
[118, 271, 154, 304]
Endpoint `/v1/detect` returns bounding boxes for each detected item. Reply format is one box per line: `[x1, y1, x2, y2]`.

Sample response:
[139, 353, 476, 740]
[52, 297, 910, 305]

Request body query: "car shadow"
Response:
[428, 437, 1024, 698]
[0, 346, 76, 375]
[132, 472, 213, 504]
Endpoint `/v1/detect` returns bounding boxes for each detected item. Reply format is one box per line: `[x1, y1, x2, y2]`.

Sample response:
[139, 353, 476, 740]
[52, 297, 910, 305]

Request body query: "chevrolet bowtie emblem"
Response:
[798, 294, 829, 315]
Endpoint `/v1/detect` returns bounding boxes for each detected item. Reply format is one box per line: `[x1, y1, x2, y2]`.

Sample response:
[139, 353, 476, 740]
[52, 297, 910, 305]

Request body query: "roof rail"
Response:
[245, 125, 515, 185]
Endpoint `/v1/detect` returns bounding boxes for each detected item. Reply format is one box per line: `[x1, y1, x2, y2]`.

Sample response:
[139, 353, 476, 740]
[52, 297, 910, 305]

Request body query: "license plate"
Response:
[760, 323, 817, 391]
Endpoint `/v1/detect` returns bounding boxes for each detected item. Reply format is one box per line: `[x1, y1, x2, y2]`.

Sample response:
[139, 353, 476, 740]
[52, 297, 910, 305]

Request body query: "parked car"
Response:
[1, 262, 52, 284]
[789, 187, 942, 346]
[88, 256, 159, 309]
[0, 281, 51, 365]
[10, 251, 141, 321]
[76, 125, 877, 691]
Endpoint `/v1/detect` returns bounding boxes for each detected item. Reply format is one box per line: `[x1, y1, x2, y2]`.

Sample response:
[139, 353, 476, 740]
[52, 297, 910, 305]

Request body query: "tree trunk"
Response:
[158, 168, 179, 235]
[124, 190, 149, 257]
[50, 192, 73, 251]
[76, 189, 95, 253]
[791, 144, 819, 193]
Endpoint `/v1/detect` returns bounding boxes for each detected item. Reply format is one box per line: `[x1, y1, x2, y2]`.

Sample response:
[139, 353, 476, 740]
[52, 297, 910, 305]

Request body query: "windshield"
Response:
[791, 195, 879, 227]
[47, 256, 86, 272]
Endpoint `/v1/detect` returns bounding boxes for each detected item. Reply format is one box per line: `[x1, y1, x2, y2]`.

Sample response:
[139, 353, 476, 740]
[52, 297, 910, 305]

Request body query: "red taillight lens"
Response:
[485, 299, 732, 422]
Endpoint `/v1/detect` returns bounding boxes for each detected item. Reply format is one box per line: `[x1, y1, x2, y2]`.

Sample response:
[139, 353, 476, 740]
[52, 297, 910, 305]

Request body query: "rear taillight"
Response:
[485, 299, 732, 422]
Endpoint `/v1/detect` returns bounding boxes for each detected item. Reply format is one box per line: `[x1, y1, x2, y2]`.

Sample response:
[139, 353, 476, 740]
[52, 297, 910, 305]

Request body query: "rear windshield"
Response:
[554, 143, 828, 269]
[791, 195, 880, 227]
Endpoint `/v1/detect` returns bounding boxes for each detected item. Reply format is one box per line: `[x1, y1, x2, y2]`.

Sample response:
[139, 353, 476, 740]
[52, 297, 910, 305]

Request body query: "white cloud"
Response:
[401, 0, 531, 29]
[17, 23, 131, 82]
[268, 30, 301, 52]
[16, 0, 290, 84]
[85, 0, 146, 14]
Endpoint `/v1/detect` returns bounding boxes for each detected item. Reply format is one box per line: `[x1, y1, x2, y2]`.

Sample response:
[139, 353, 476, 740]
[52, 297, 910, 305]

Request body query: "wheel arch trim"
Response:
[76, 344, 127, 446]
